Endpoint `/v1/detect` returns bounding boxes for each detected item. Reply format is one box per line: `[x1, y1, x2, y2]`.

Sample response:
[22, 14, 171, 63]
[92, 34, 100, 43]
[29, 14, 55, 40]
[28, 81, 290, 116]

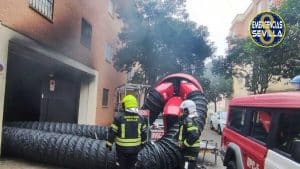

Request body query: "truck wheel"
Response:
[210, 121, 214, 130]
[227, 160, 237, 169]
[217, 125, 222, 135]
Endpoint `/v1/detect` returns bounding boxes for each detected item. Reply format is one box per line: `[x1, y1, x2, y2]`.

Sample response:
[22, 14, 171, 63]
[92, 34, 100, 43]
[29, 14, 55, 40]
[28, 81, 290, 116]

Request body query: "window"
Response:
[29, 0, 54, 21]
[80, 18, 92, 48]
[277, 112, 300, 155]
[228, 108, 247, 133]
[250, 111, 272, 143]
[102, 88, 109, 107]
[108, 0, 115, 17]
[105, 43, 113, 63]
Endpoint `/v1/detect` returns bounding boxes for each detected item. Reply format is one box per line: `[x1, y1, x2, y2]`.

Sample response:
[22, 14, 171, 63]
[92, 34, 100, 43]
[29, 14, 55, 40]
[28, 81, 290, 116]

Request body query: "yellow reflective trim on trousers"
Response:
[184, 139, 200, 147]
[116, 141, 141, 147]
[116, 137, 141, 147]
[111, 124, 118, 131]
[187, 126, 198, 131]
[121, 124, 125, 138]
[138, 123, 141, 137]
[116, 137, 141, 143]
[179, 125, 183, 142]
[124, 115, 139, 119]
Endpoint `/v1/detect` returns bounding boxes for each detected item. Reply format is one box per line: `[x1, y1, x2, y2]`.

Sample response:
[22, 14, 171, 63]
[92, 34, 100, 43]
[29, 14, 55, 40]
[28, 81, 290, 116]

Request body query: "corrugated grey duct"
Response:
[2, 127, 116, 169]
[137, 90, 207, 169]
[5, 122, 108, 139]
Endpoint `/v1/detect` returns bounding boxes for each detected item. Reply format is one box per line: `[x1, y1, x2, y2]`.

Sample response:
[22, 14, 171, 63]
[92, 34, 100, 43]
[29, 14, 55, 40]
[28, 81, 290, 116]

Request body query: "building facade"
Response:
[229, 0, 292, 97]
[0, 0, 127, 151]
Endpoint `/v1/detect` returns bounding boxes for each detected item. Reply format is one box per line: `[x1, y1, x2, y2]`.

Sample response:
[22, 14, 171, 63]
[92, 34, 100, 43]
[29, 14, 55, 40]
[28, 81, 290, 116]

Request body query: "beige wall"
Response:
[0, 23, 10, 154]
[78, 75, 99, 125]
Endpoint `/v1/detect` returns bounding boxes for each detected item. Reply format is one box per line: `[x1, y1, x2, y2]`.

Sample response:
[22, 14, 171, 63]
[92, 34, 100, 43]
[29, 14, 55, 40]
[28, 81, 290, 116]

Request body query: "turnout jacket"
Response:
[178, 115, 201, 161]
[107, 110, 147, 154]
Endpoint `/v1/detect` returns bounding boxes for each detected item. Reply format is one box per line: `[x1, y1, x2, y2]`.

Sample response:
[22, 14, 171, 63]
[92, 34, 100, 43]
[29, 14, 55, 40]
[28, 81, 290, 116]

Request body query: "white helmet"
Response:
[180, 100, 196, 114]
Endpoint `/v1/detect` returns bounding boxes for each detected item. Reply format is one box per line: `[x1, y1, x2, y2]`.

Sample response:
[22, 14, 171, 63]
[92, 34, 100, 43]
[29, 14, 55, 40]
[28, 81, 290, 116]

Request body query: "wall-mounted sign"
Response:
[49, 79, 56, 91]
[0, 58, 5, 74]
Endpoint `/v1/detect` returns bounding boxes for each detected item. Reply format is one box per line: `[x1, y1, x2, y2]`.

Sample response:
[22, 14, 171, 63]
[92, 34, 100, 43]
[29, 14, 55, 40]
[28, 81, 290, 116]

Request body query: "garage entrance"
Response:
[3, 38, 96, 124]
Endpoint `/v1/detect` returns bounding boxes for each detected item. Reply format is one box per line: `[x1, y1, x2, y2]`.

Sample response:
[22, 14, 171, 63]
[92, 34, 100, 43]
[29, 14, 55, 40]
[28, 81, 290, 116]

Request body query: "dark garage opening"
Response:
[3, 46, 81, 123]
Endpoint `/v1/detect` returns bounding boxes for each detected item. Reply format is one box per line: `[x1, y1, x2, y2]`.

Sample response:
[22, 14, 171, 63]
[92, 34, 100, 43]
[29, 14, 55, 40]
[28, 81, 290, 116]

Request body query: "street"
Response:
[197, 126, 225, 169]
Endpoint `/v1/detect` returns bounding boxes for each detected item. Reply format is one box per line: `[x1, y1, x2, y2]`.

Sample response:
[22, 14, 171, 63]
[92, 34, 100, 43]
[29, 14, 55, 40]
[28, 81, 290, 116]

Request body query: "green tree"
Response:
[204, 76, 232, 112]
[275, 0, 300, 78]
[202, 59, 233, 112]
[113, 0, 213, 85]
[226, 0, 300, 94]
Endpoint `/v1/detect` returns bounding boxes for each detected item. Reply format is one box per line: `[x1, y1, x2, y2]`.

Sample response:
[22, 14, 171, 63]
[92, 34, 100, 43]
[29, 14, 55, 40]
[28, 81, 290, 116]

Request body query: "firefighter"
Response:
[178, 100, 201, 169]
[106, 94, 147, 169]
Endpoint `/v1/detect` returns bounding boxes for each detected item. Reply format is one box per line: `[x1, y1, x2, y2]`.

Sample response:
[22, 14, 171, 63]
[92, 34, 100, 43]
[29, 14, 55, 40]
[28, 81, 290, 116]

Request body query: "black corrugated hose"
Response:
[2, 86, 207, 169]
[5, 121, 108, 139]
[142, 88, 165, 124]
[2, 127, 117, 169]
[136, 89, 208, 169]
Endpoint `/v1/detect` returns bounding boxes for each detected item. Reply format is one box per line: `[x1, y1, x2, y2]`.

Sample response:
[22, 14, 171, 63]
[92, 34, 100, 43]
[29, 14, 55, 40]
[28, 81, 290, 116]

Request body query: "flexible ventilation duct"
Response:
[5, 121, 108, 139]
[2, 127, 116, 169]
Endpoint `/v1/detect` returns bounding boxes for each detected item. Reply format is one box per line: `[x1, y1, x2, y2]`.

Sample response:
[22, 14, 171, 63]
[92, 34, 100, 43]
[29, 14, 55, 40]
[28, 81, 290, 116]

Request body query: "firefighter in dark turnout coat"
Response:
[106, 95, 147, 169]
[178, 100, 201, 169]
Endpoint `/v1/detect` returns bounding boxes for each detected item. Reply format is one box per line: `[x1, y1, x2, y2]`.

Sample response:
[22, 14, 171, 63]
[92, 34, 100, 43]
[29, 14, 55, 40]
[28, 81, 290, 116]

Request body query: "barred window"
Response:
[29, 0, 54, 21]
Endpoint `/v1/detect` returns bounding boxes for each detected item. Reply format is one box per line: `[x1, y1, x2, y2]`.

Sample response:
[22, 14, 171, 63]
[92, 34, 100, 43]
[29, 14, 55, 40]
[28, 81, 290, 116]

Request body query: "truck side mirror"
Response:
[291, 140, 300, 163]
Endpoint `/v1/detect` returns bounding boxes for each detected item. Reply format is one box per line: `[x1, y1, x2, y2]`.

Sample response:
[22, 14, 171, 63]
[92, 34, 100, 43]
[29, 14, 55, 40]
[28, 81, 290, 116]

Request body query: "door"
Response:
[242, 110, 270, 169]
[40, 77, 79, 123]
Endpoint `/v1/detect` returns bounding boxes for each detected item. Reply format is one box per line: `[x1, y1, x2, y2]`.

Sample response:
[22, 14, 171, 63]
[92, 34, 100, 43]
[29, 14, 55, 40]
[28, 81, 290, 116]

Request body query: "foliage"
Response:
[275, 0, 300, 78]
[202, 59, 233, 112]
[113, 0, 213, 85]
[225, 0, 300, 94]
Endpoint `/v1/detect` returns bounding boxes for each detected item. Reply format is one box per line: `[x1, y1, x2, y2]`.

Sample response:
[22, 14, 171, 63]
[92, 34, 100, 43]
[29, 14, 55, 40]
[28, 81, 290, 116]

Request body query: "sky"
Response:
[186, 0, 252, 56]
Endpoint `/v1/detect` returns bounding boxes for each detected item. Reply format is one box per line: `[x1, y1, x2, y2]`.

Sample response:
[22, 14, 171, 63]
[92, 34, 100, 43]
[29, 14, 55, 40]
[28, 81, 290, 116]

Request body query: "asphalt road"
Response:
[0, 126, 225, 169]
[197, 126, 226, 169]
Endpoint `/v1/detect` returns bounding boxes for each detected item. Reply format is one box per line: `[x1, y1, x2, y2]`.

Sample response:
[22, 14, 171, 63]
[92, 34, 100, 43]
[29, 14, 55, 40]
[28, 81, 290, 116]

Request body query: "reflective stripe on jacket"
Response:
[178, 117, 200, 148]
[107, 111, 147, 150]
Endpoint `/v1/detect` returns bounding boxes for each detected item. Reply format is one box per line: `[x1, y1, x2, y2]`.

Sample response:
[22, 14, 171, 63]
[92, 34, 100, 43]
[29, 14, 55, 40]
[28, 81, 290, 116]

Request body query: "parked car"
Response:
[209, 111, 227, 134]
[221, 92, 300, 169]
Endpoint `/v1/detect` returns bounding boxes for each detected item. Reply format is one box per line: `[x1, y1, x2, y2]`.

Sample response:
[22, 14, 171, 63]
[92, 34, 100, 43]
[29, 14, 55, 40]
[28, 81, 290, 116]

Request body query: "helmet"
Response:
[122, 95, 138, 109]
[180, 100, 196, 115]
